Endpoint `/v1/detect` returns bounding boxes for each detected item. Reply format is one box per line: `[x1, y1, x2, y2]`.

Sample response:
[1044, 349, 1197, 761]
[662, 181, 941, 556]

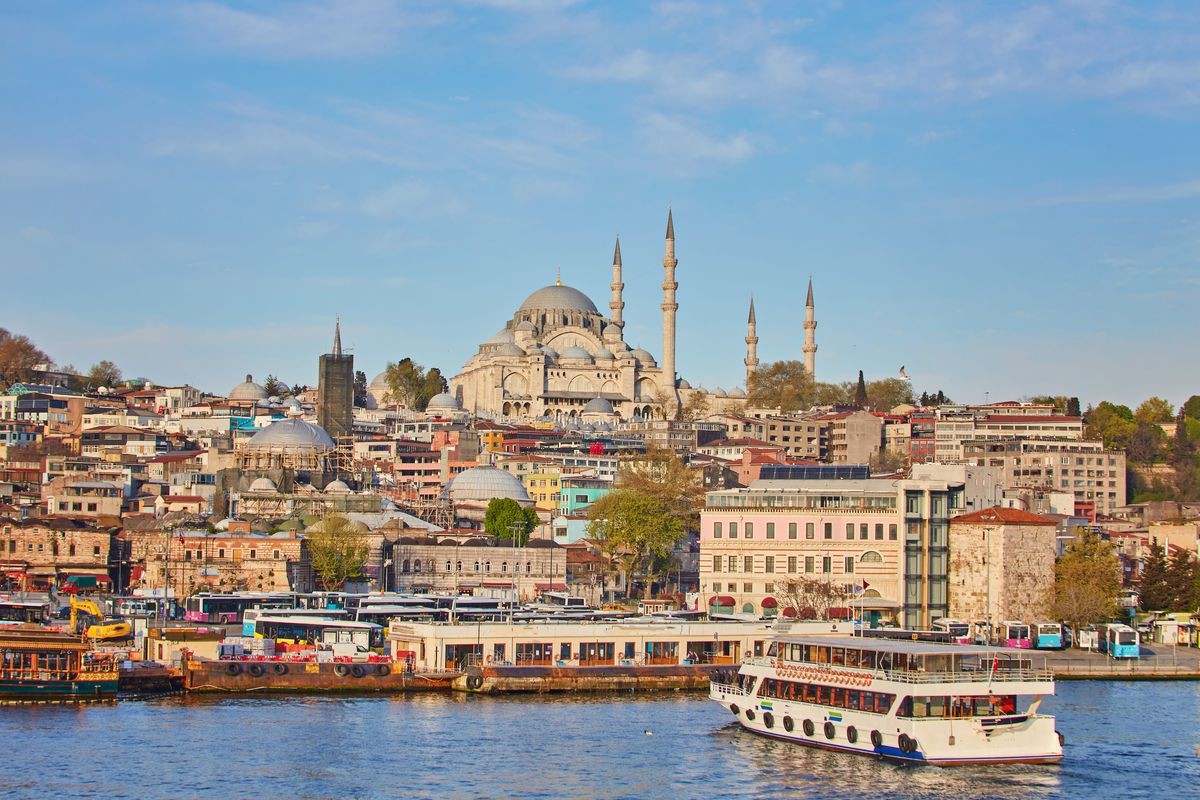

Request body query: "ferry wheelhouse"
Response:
[0, 624, 119, 702]
[710, 634, 1063, 766]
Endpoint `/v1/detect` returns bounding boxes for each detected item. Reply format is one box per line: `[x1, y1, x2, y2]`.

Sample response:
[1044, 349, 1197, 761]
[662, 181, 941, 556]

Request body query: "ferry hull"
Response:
[0, 676, 119, 703]
[711, 688, 1063, 767]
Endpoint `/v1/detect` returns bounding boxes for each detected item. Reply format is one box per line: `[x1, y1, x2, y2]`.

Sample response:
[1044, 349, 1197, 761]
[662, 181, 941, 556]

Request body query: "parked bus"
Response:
[183, 592, 295, 624]
[1034, 622, 1065, 650]
[931, 618, 973, 645]
[998, 620, 1033, 649]
[1098, 623, 1140, 659]
[242, 607, 349, 636]
[857, 627, 954, 644]
[251, 615, 384, 650]
[0, 600, 52, 625]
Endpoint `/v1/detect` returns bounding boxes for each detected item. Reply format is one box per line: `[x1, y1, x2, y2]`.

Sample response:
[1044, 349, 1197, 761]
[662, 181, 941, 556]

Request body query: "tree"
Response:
[1182, 395, 1200, 421]
[1138, 541, 1171, 611]
[1171, 410, 1198, 500]
[678, 391, 710, 421]
[1066, 397, 1081, 417]
[306, 514, 370, 590]
[290, 383, 309, 396]
[483, 497, 539, 545]
[778, 577, 851, 620]
[853, 370, 868, 407]
[1048, 531, 1121, 637]
[1127, 421, 1165, 464]
[866, 378, 915, 411]
[920, 389, 951, 407]
[384, 358, 448, 411]
[869, 448, 908, 474]
[745, 360, 812, 411]
[86, 360, 123, 388]
[812, 381, 850, 406]
[0, 328, 50, 389]
[262, 374, 288, 397]
[1028, 395, 1069, 414]
[353, 370, 368, 407]
[1135, 397, 1175, 425]
[615, 446, 705, 532]
[586, 490, 684, 599]
[1084, 401, 1137, 451]
[1165, 549, 1198, 611]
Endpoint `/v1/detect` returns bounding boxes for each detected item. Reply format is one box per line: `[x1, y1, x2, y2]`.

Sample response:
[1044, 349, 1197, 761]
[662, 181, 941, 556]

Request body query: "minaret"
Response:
[661, 209, 679, 404]
[803, 277, 817, 380]
[318, 316, 354, 443]
[609, 236, 624, 330]
[333, 315, 343, 356]
[744, 298, 759, 387]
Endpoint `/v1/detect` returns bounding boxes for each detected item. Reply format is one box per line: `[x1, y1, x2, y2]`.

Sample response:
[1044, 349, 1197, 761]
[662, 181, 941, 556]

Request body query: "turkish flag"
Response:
[862, 580, 870, 589]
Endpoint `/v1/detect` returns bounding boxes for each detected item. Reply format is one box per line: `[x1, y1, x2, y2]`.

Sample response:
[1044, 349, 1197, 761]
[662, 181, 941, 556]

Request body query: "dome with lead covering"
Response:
[517, 284, 599, 314]
[248, 477, 277, 492]
[583, 397, 615, 414]
[325, 480, 351, 493]
[426, 392, 461, 412]
[442, 465, 532, 505]
[559, 345, 593, 362]
[229, 374, 267, 401]
[630, 348, 656, 365]
[246, 418, 335, 451]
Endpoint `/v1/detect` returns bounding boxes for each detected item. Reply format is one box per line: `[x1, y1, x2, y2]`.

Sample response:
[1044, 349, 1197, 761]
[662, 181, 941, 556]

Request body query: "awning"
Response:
[28, 567, 58, 576]
[828, 607, 854, 620]
[781, 607, 798, 618]
[482, 581, 513, 589]
[709, 595, 735, 606]
[535, 583, 567, 591]
[761, 597, 778, 609]
[64, 575, 98, 588]
[4, 571, 26, 579]
[130, 566, 145, 580]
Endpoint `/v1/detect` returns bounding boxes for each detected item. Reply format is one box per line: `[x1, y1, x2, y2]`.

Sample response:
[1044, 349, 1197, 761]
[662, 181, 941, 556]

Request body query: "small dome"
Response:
[583, 397, 615, 414]
[630, 348, 656, 365]
[426, 392, 461, 412]
[678, 378, 692, 389]
[369, 372, 389, 389]
[540, 345, 558, 360]
[485, 328, 516, 345]
[494, 342, 527, 358]
[325, 480, 351, 493]
[442, 465, 532, 504]
[305, 517, 369, 534]
[283, 397, 302, 409]
[514, 320, 536, 332]
[246, 418, 335, 451]
[594, 347, 615, 360]
[713, 387, 728, 397]
[248, 477, 277, 492]
[517, 284, 599, 314]
[560, 345, 593, 362]
[729, 387, 746, 398]
[229, 374, 267, 401]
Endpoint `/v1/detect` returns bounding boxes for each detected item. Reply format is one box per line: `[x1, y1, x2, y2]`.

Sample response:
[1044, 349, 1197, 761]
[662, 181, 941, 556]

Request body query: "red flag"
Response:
[862, 580, 870, 589]
[178, 535, 185, 545]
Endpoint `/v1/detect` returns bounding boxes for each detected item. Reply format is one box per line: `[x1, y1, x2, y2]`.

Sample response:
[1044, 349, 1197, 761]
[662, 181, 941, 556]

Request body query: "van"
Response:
[328, 642, 371, 663]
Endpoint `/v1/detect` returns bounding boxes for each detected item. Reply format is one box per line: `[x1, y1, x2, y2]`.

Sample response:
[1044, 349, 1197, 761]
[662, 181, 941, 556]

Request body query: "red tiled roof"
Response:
[163, 495, 205, 504]
[951, 507, 1057, 526]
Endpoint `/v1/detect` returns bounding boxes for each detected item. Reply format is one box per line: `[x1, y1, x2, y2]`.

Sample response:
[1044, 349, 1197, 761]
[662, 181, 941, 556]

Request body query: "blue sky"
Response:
[2, 1, 1198, 409]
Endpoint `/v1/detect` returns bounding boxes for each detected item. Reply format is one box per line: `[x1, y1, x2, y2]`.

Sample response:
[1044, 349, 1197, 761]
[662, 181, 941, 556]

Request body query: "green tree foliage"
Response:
[746, 360, 812, 411]
[919, 390, 951, 407]
[853, 370, 868, 407]
[290, 383, 309, 396]
[812, 382, 850, 406]
[1066, 397, 1082, 417]
[1171, 410, 1199, 500]
[1182, 395, 1200, 421]
[1135, 396, 1175, 424]
[615, 446, 705, 533]
[262, 374, 288, 397]
[353, 370, 368, 406]
[483, 497, 539, 545]
[0, 328, 49, 389]
[586, 489, 685, 599]
[1084, 401, 1137, 451]
[1127, 421, 1166, 464]
[1028, 395, 1070, 414]
[86, 360, 123, 388]
[1049, 531, 1121, 636]
[306, 514, 370, 590]
[866, 378, 915, 411]
[1138, 541, 1171, 611]
[1165, 549, 1199, 611]
[384, 358, 448, 411]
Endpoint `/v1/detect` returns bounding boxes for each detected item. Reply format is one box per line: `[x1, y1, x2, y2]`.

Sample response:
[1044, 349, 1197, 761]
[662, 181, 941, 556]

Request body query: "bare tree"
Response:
[778, 576, 851, 620]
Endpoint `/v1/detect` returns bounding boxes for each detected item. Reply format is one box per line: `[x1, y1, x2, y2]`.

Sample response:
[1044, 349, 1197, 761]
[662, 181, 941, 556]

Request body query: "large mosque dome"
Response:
[517, 284, 598, 314]
[442, 465, 532, 505]
[229, 374, 268, 401]
[246, 418, 336, 451]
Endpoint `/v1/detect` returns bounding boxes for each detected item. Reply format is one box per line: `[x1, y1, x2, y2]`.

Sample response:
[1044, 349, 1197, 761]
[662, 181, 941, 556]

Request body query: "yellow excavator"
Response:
[69, 596, 133, 641]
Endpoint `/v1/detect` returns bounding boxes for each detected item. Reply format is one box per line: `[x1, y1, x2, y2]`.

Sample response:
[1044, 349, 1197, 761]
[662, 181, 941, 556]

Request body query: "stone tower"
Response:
[661, 209, 679, 406]
[803, 277, 817, 381]
[609, 236, 624, 331]
[744, 297, 759, 388]
[317, 316, 354, 440]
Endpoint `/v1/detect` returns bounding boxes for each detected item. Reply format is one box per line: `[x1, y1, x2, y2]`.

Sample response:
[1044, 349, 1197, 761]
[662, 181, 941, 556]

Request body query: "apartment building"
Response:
[963, 438, 1126, 515]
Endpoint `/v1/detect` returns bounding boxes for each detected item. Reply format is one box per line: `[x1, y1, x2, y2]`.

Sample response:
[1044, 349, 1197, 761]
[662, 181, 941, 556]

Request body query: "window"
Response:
[822, 556, 832, 574]
[743, 583, 753, 593]
[68, 544, 76, 557]
[845, 557, 855, 574]
[87, 503, 97, 512]
[728, 555, 738, 572]
[729, 522, 738, 539]
[805, 556, 814, 574]
[875, 524, 884, 540]
[713, 522, 722, 538]
[218, 548, 226, 559]
[806, 522, 815, 540]
[788, 556, 797, 573]
[766, 523, 775, 539]
[845, 523, 854, 539]
[860, 523, 869, 540]
[860, 551, 883, 564]
[788, 523, 797, 539]
[712, 582, 721, 592]
[712, 555, 722, 572]
[249, 550, 256, 559]
[823, 523, 833, 540]
[765, 583, 774, 594]
[765, 556, 775, 573]
[273, 549, 281, 559]
[743, 556, 753, 573]
[745, 522, 754, 539]
[889, 524, 898, 540]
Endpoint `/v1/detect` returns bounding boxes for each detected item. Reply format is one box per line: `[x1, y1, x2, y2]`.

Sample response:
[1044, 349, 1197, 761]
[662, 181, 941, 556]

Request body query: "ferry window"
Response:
[806, 523, 814, 539]
[766, 523, 775, 539]
[831, 687, 844, 706]
[845, 649, 861, 667]
[789, 523, 797, 539]
[713, 522, 722, 538]
[789, 644, 803, 661]
[815, 646, 830, 664]
[831, 647, 845, 665]
[767, 642, 778, 657]
[846, 689, 859, 708]
[801, 645, 814, 662]
[816, 685, 831, 705]
[875, 524, 884, 540]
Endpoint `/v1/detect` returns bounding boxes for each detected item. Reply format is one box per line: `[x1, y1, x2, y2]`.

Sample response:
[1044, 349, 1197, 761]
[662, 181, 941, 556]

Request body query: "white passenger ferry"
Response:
[710, 633, 1063, 766]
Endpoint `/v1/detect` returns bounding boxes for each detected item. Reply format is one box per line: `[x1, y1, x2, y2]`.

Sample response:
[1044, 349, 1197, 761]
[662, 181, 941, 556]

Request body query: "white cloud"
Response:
[1036, 178, 1200, 207]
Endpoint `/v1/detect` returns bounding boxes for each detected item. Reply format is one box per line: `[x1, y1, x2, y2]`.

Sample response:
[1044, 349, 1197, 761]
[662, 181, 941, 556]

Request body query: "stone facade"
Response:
[389, 535, 565, 600]
[317, 319, 354, 441]
[947, 507, 1057, 626]
[0, 516, 116, 590]
[127, 527, 308, 598]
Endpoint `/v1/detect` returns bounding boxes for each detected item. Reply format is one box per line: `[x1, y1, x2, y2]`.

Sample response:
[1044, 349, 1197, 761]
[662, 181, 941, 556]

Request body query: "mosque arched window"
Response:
[456, 560, 462, 572]
[501, 562, 508, 572]
[446, 560, 452, 572]
[413, 559, 421, 572]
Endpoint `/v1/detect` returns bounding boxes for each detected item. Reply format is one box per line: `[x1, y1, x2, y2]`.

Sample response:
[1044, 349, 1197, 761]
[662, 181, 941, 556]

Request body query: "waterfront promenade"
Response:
[1040, 642, 1200, 679]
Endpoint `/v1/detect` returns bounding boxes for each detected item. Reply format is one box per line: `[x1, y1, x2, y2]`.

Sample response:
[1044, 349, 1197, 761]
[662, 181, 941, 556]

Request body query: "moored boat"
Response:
[0, 624, 119, 702]
[710, 633, 1063, 766]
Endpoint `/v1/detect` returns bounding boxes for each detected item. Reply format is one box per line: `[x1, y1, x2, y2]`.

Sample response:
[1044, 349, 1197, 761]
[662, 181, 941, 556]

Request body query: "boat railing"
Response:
[709, 681, 748, 696]
[742, 656, 1053, 684]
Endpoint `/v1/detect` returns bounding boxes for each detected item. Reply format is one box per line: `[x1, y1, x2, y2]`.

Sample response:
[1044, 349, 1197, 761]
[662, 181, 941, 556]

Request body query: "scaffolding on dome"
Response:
[388, 493, 455, 531]
[233, 438, 353, 474]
